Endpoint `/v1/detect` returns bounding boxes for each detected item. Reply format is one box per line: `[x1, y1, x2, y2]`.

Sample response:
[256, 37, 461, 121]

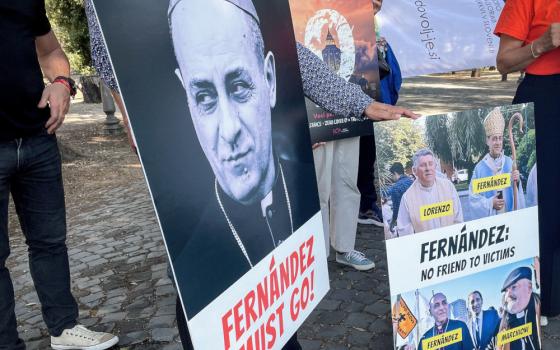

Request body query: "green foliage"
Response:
[375, 104, 536, 196]
[516, 129, 536, 182]
[374, 120, 426, 192]
[425, 109, 486, 179]
[46, 0, 93, 74]
[499, 104, 535, 187]
[424, 104, 535, 181]
[425, 115, 452, 163]
[502, 103, 534, 161]
[447, 108, 487, 176]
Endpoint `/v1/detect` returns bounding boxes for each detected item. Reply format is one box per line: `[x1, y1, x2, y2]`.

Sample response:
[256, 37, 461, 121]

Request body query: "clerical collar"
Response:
[491, 153, 504, 164]
[434, 319, 449, 336]
[484, 152, 504, 173]
[219, 156, 279, 214]
[436, 319, 448, 329]
[215, 159, 293, 268]
[260, 157, 280, 217]
[261, 190, 273, 218]
[418, 179, 435, 191]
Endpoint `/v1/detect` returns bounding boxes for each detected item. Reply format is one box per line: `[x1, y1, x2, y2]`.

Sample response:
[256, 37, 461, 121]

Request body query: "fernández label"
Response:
[472, 173, 511, 194]
[422, 327, 462, 350]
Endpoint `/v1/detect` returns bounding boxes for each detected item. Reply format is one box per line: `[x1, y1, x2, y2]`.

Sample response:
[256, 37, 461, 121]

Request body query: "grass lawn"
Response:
[455, 181, 469, 192]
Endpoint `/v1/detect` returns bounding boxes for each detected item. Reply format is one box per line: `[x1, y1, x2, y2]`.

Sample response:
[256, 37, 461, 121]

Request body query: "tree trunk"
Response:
[471, 68, 481, 78]
[80, 75, 102, 103]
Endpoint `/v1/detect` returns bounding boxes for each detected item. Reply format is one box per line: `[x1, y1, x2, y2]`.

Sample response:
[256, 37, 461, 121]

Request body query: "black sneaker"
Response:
[358, 209, 383, 227]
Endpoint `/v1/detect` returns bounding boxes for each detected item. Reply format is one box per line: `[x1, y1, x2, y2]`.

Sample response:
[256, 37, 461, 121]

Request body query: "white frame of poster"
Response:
[375, 104, 541, 350]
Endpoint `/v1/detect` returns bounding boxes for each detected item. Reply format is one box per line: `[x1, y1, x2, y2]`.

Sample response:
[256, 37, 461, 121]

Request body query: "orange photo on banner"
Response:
[393, 297, 417, 339]
[288, 0, 379, 142]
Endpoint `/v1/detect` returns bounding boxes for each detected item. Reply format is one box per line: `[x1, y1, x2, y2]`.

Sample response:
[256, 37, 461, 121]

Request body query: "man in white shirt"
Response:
[396, 148, 463, 235]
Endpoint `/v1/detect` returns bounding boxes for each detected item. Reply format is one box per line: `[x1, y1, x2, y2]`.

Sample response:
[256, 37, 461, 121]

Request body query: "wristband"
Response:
[53, 76, 77, 98]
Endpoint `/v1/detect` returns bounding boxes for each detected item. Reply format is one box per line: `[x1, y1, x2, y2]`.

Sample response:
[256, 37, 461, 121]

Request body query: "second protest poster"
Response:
[375, 104, 542, 350]
[289, 0, 379, 143]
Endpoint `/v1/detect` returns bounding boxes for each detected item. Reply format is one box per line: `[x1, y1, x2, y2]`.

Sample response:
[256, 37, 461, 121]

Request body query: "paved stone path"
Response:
[7, 71, 560, 349]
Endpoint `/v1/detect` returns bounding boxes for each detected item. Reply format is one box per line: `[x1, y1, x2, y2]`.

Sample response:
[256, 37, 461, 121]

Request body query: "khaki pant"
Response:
[312, 137, 361, 256]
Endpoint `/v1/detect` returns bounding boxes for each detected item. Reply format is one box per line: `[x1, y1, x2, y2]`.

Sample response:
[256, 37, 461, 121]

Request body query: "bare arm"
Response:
[35, 31, 72, 133]
[497, 23, 560, 74]
[36, 31, 70, 82]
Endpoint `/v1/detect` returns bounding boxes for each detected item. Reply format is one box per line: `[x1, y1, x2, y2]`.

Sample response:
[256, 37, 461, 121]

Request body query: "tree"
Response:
[424, 104, 535, 181]
[425, 108, 491, 179]
[46, 0, 92, 74]
[425, 114, 452, 164]
[516, 129, 536, 183]
[46, 0, 102, 102]
[447, 108, 487, 177]
[374, 120, 426, 193]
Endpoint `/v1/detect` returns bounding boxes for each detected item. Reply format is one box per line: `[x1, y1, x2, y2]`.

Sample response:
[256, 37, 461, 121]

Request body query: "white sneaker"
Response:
[51, 325, 119, 350]
[541, 316, 548, 327]
[336, 250, 375, 271]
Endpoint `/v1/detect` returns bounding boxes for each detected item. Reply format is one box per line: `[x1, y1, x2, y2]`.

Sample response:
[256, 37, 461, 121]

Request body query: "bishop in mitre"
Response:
[468, 107, 525, 219]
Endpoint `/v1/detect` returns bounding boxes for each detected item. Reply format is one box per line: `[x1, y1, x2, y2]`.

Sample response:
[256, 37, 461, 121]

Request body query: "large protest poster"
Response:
[377, 0, 504, 78]
[374, 104, 542, 349]
[91, 0, 330, 348]
[288, 0, 378, 143]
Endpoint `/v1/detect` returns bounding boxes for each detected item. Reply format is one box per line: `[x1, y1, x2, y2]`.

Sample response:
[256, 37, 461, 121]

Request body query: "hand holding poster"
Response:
[377, 0, 504, 77]
[91, 0, 329, 348]
[375, 104, 542, 350]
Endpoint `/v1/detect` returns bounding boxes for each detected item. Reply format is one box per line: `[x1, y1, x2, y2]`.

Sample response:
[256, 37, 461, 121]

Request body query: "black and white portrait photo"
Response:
[92, 0, 321, 321]
[168, 0, 319, 316]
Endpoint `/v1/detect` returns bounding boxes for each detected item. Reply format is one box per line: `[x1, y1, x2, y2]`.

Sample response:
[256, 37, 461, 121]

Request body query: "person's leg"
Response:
[111, 90, 137, 154]
[514, 75, 560, 316]
[533, 96, 560, 317]
[282, 333, 302, 350]
[176, 297, 194, 350]
[357, 135, 376, 213]
[330, 138, 361, 253]
[357, 135, 382, 226]
[10, 134, 78, 336]
[312, 142, 334, 256]
[330, 138, 375, 270]
[0, 140, 25, 349]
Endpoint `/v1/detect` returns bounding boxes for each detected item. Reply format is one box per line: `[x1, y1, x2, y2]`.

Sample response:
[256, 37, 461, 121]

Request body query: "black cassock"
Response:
[173, 158, 319, 318]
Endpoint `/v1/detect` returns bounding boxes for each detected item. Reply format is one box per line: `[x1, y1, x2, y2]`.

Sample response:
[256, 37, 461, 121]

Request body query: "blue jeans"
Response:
[0, 133, 78, 349]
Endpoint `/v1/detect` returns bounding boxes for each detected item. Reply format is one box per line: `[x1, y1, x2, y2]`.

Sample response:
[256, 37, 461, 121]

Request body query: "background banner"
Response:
[92, 0, 329, 348]
[377, 0, 504, 78]
[374, 104, 542, 349]
[289, 0, 378, 143]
